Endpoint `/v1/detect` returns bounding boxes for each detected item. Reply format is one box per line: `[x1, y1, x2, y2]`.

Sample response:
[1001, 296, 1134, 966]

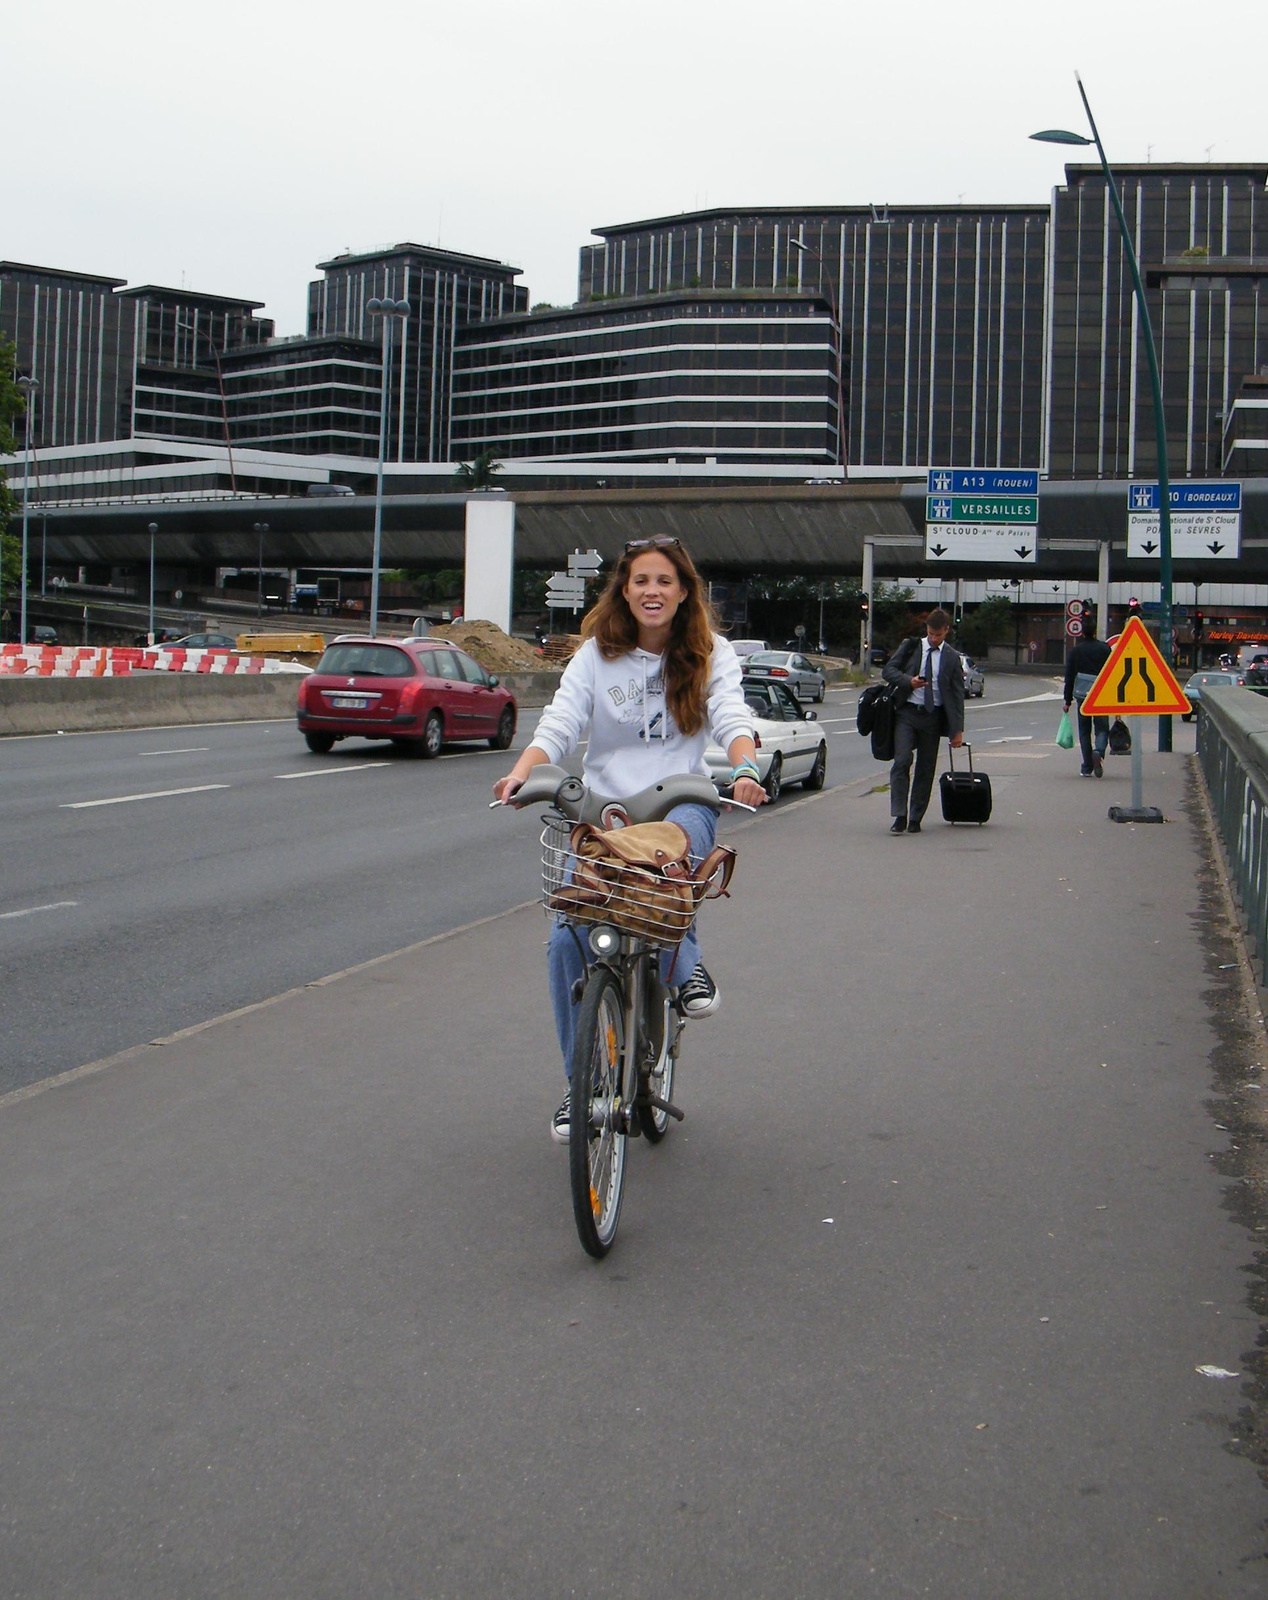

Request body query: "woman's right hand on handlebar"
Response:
[492, 773, 524, 805]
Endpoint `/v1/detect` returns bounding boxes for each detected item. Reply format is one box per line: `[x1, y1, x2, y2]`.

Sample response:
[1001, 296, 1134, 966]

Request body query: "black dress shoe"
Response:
[907, 820, 922, 834]
[890, 817, 907, 834]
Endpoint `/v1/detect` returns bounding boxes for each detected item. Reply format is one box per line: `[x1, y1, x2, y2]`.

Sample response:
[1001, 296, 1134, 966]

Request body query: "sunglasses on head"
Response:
[624, 536, 682, 554]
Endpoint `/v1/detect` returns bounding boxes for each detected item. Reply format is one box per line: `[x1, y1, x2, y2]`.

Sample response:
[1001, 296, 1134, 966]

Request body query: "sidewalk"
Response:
[1, 733, 1266, 1598]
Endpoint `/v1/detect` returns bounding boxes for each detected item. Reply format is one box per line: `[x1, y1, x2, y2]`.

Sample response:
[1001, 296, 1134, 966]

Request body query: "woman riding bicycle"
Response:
[493, 536, 767, 1141]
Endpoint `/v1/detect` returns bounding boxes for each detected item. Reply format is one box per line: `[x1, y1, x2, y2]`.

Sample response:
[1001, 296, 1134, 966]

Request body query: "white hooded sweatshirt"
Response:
[530, 636, 752, 800]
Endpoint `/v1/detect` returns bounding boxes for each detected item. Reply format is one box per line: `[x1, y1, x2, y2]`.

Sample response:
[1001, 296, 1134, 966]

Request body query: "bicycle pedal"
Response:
[646, 1094, 685, 1123]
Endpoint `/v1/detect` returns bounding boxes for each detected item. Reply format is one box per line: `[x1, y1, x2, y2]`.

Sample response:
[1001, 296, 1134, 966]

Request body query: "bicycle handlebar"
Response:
[490, 764, 755, 823]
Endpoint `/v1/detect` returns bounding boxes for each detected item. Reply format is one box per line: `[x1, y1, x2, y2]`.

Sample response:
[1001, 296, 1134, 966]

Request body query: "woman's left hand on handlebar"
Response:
[732, 775, 767, 807]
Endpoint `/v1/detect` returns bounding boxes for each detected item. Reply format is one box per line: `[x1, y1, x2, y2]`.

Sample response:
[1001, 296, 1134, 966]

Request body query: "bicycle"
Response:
[498, 764, 745, 1258]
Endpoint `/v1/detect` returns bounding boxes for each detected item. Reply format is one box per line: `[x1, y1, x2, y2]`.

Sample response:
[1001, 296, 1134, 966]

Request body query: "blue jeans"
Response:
[547, 802, 717, 1077]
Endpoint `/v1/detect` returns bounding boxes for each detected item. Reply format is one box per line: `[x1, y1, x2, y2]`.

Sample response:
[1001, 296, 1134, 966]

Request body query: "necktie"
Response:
[924, 645, 936, 711]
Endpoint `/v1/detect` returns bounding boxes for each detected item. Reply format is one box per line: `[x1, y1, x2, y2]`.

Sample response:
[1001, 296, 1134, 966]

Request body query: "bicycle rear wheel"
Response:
[569, 968, 629, 1258]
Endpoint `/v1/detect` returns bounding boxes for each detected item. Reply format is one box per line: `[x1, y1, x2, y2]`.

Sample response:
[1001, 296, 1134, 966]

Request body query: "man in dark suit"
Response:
[882, 608, 966, 834]
[1063, 624, 1113, 777]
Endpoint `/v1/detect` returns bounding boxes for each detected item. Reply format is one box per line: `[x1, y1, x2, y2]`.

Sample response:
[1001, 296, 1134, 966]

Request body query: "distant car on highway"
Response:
[160, 632, 238, 650]
[298, 637, 517, 757]
[1181, 668, 1244, 720]
[704, 678, 827, 801]
[740, 650, 826, 703]
[130, 626, 185, 645]
[729, 638, 769, 662]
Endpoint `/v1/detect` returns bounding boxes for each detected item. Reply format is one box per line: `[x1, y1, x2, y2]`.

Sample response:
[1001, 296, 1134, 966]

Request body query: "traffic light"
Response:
[1193, 609, 1205, 639]
[1127, 596, 1141, 614]
[953, 606, 963, 627]
[859, 595, 870, 616]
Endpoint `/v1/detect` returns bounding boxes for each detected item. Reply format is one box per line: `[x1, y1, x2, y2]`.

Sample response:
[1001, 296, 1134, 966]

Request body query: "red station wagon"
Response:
[297, 638, 517, 757]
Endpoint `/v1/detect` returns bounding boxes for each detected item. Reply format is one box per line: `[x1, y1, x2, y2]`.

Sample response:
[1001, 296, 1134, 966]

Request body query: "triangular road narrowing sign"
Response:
[1080, 615, 1191, 717]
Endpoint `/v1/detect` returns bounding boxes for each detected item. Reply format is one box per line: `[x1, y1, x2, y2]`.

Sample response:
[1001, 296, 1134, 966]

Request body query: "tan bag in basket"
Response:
[550, 820, 736, 944]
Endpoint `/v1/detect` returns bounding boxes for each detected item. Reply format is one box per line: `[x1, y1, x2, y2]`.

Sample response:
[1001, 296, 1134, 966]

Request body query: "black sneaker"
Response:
[678, 963, 720, 1018]
[550, 1090, 572, 1144]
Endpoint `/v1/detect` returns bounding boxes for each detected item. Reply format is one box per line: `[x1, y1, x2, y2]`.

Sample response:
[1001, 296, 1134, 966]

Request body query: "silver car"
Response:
[962, 656, 985, 697]
[741, 650, 826, 703]
[1181, 669, 1244, 721]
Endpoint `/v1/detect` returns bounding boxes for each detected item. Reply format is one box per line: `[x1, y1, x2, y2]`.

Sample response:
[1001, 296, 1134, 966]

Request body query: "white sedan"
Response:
[705, 679, 828, 801]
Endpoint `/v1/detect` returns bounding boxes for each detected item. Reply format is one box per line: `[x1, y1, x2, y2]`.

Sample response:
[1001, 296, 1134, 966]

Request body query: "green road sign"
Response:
[925, 494, 1039, 525]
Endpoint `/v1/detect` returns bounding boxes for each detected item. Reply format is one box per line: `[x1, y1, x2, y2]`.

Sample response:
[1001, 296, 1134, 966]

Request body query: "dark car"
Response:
[28, 624, 59, 646]
[132, 626, 186, 645]
[297, 637, 517, 757]
[161, 632, 238, 650]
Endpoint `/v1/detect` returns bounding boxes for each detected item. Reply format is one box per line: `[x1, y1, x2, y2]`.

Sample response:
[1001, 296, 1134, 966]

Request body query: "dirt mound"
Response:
[429, 619, 552, 674]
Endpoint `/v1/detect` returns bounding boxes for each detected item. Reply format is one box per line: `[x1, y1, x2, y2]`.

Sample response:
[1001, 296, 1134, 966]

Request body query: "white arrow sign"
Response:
[567, 548, 603, 576]
[546, 574, 587, 606]
[924, 525, 1038, 564]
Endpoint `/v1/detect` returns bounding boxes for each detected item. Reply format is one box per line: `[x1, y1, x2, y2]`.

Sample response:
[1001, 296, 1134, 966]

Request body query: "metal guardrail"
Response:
[1195, 686, 1268, 982]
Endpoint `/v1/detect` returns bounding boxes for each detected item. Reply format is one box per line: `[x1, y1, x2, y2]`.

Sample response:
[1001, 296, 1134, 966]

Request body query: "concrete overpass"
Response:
[31, 479, 1268, 586]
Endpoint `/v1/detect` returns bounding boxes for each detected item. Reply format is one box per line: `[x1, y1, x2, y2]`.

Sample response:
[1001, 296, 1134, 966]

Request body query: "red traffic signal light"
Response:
[1127, 596, 1141, 611]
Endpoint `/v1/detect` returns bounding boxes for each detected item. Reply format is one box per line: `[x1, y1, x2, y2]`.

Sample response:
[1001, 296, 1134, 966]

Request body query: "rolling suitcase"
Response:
[939, 742, 992, 825]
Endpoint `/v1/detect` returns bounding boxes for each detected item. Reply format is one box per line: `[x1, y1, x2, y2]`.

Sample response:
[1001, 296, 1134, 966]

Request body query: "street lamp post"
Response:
[1032, 75, 1175, 752]
[788, 239, 847, 472]
[366, 297, 411, 636]
[16, 376, 38, 645]
[253, 522, 269, 617]
[147, 523, 158, 642]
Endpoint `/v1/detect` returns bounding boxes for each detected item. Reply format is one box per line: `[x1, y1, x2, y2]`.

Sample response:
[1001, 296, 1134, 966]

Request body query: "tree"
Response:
[0, 339, 24, 627]
[870, 582, 917, 651]
[452, 450, 503, 490]
[955, 596, 1013, 660]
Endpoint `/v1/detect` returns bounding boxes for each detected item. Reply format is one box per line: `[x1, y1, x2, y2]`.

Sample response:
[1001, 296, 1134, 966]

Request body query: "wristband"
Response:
[731, 761, 760, 784]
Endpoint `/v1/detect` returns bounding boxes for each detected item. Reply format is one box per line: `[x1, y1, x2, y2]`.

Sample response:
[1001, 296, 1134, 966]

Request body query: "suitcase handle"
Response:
[946, 741, 974, 773]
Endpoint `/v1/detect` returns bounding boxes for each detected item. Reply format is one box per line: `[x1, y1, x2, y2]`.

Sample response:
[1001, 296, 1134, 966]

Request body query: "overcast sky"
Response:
[9, 0, 1266, 336]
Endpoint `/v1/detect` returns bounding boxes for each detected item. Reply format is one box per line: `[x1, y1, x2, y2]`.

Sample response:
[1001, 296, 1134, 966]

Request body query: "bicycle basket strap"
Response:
[691, 842, 737, 899]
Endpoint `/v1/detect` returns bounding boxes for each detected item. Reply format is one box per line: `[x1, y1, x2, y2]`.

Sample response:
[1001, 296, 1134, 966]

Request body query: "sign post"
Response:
[1079, 616, 1191, 823]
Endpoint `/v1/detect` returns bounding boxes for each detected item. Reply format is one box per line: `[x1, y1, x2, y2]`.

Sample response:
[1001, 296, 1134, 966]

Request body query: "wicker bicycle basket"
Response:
[539, 811, 700, 948]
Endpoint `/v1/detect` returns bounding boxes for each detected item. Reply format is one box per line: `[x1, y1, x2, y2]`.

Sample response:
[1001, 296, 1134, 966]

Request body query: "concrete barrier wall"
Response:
[0, 670, 569, 738]
[0, 675, 303, 737]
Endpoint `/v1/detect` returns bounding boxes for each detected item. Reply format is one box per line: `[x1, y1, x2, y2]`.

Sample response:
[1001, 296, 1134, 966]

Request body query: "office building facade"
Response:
[579, 204, 1051, 474]
[451, 290, 840, 463]
[306, 244, 528, 460]
[1045, 163, 1268, 481]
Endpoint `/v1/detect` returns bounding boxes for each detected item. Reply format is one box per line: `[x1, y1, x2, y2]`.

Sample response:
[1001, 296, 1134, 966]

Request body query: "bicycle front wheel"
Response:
[569, 968, 629, 1258]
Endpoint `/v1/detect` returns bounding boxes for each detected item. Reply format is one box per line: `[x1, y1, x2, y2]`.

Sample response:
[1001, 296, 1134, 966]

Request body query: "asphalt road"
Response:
[0, 673, 1056, 1094]
[3, 706, 1264, 1599]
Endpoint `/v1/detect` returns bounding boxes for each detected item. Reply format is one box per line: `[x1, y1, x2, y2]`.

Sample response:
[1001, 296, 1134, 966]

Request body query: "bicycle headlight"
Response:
[589, 925, 620, 957]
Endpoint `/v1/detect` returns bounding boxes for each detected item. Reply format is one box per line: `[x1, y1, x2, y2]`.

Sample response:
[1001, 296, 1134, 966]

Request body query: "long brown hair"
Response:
[581, 541, 717, 736]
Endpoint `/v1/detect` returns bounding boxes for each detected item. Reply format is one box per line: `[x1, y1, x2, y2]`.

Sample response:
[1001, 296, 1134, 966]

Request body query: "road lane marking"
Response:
[138, 746, 211, 756]
[273, 762, 390, 780]
[61, 784, 230, 809]
[989, 735, 1034, 744]
[0, 900, 79, 921]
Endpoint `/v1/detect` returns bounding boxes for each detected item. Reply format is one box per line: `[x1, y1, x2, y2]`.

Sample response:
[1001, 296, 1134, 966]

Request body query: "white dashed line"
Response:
[273, 762, 391, 780]
[0, 900, 79, 921]
[61, 785, 231, 809]
[138, 747, 211, 757]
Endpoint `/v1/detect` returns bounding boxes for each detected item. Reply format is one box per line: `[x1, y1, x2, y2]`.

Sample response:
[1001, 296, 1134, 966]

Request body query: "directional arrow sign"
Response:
[545, 574, 587, 606]
[1127, 481, 1241, 560]
[924, 525, 1037, 563]
[567, 548, 603, 576]
[1080, 616, 1190, 717]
